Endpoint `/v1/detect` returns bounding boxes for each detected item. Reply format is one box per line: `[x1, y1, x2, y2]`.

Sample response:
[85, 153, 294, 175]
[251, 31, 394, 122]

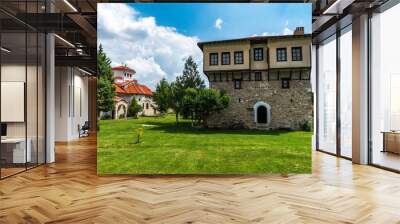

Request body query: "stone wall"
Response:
[206, 71, 313, 130]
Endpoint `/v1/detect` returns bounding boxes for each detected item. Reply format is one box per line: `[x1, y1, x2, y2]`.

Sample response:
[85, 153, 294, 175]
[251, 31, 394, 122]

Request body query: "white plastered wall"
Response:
[54, 67, 89, 141]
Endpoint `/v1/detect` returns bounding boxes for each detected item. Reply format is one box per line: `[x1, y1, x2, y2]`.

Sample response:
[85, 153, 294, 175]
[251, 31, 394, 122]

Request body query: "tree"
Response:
[128, 98, 142, 118]
[182, 88, 229, 127]
[97, 77, 115, 116]
[170, 81, 185, 124]
[97, 44, 114, 82]
[182, 88, 198, 127]
[177, 56, 205, 90]
[97, 44, 115, 116]
[152, 56, 206, 124]
[196, 89, 229, 127]
[153, 78, 171, 114]
[177, 56, 205, 119]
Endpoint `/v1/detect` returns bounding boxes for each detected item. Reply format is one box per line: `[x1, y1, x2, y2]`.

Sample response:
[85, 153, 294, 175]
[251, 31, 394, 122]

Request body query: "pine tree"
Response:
[97, 44, 116, 116]
[176, 56, 205, 90]
[177, 56, 205, 119]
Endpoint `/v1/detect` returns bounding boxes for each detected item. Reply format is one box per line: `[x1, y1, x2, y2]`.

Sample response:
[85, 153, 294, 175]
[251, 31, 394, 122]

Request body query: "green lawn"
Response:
[97, 115, 311, 174]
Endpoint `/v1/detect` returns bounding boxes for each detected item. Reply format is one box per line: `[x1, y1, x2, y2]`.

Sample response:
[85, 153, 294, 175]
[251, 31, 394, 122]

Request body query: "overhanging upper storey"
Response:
[198, 32, 311, 74]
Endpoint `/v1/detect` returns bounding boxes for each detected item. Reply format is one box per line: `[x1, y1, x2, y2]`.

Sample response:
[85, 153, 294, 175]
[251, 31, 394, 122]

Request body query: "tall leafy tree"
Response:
[153, 78, 171, 114]
[97, 44, 115, 116]
[170, 81, 185, 124]
[153, 56, 208, 124]
[182, 88, 198, 127]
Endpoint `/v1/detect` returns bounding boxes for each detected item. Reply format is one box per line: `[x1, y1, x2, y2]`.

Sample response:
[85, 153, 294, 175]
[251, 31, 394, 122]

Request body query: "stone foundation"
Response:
[206, 76, 313, 130]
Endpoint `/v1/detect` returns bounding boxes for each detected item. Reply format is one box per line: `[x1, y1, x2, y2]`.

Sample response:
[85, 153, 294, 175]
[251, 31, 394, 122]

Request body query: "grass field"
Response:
[97, 115, 312, 174]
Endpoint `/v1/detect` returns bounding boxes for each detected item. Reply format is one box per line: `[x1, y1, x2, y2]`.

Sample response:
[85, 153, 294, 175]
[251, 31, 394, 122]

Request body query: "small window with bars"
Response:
[281, 78, 290, 89]
[255, 72, 262, 81]
[234, 80, 242, 89]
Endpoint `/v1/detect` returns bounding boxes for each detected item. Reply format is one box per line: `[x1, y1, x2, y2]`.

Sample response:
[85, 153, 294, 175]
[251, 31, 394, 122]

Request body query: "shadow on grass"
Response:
[142, 120, 293, 136]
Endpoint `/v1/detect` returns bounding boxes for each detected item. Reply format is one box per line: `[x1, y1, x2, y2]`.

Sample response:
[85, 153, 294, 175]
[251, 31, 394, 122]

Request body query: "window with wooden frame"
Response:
[276, 48, 287, 62]
[221, 52, 230, 65]
[255, 72, 262, 81]
[210, 53, 218, 65]
[291, 47, 303, 61]
[234, 79, 242, 89]
[281, 78, 290, 89]
[234, 51, 244, 64]
[254, 48, 263, 61]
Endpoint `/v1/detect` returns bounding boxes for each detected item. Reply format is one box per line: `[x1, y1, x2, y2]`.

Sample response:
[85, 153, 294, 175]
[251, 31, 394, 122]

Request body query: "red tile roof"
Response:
[112, 65, 136, 73]
[114, 96, 128, 103]
[114, 81, 153, 96]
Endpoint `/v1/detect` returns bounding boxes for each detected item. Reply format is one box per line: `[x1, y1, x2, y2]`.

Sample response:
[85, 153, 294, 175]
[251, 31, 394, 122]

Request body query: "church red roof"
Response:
[114, 80, 153, 96]
[114, 96, 127, 103]
[112, 65, 136, 73]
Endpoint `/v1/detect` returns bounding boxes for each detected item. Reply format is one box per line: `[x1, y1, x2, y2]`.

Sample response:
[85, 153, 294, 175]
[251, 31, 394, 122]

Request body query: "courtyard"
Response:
[97, 115, 312, 174]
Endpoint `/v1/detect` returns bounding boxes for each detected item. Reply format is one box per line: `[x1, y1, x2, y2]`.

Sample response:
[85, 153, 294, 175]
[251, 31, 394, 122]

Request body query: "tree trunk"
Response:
[191, 112, 194, 127]
[175, 113, 179, 125]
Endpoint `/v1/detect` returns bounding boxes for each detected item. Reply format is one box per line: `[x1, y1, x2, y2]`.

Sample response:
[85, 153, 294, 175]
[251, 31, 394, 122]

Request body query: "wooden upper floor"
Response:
[198, 32, 311, 72]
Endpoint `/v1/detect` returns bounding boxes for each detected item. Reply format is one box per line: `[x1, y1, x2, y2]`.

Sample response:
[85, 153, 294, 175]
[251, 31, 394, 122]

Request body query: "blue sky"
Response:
[98, 3, 311, 90]
[132, 3, 311, 41]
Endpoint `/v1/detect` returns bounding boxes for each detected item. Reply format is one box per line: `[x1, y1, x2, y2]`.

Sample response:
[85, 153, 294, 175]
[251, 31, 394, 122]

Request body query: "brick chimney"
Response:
[293, 27, 304, 35]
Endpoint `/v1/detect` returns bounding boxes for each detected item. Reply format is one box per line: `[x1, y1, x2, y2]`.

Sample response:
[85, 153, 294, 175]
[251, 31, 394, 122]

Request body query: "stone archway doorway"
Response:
[253, 101, 271, 126]
[257, 106, 267, 123]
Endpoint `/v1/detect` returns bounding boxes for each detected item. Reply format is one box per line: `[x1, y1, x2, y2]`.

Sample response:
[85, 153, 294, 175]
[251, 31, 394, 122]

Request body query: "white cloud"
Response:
[251, 32, 277, 37]
[282, 27, 293, 35]
[98, 3, 205, 90]
[282, 20, 293, 35]
[215, 18, 223, 30]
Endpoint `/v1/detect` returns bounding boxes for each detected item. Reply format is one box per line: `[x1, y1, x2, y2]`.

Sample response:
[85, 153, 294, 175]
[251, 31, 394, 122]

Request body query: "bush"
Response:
[128, 98, 142, 118]
[135, 127, 144, 144]
[101, 113, 112, 120]
[300, 120, 312, 131]
[118, 114, 125, 119]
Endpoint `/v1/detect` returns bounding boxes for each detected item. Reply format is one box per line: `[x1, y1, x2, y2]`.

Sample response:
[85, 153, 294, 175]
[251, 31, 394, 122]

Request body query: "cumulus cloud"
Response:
[215, 18, 223, 30]
[97, 3, 204, 90]
[282, 20, 293, 35]
[282, 27, 293, 35]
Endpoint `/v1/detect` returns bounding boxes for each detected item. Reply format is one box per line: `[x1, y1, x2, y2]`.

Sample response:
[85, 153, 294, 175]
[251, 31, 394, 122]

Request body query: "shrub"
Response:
[135, 127, 144, 144]
[300, 120, 312, 132]
[128, 98, 142, 118]
[101, 113, 112, 120]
